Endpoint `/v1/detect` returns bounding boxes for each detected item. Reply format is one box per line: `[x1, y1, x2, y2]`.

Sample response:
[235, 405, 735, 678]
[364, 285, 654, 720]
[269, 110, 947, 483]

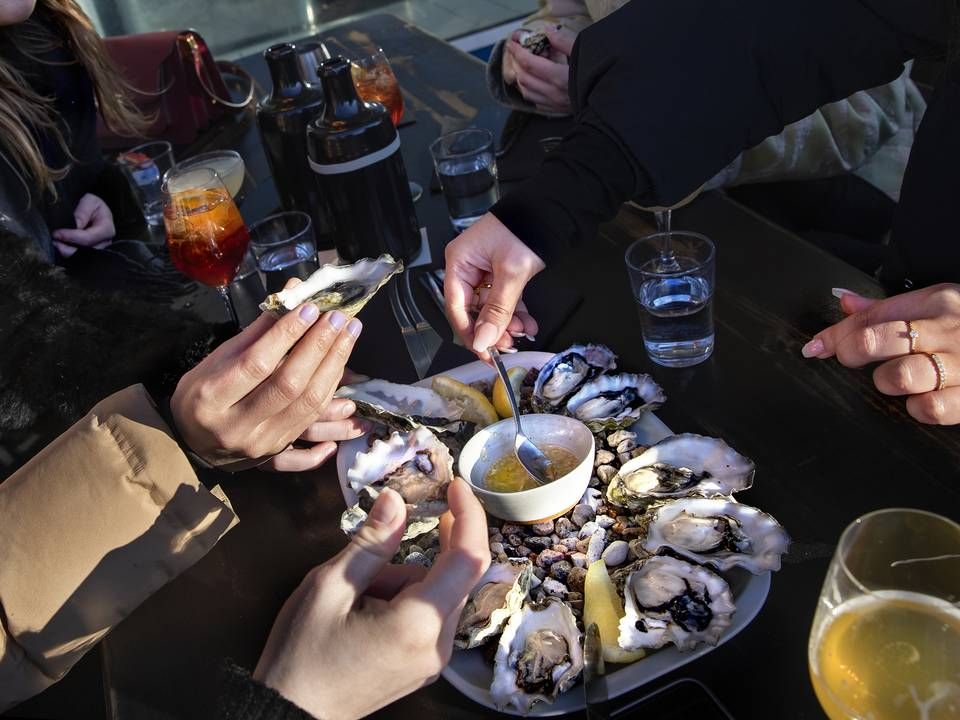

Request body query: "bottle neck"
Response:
[319, 57, 363, 121]
[266, 44, 304, 99]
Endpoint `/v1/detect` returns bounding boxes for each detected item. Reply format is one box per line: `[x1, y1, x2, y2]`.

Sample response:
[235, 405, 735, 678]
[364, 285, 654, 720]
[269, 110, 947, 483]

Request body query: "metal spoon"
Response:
[488, 347, 555, 486]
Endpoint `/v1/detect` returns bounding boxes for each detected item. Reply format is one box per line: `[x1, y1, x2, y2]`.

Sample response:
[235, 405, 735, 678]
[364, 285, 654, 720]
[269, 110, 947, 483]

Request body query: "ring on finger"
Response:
[473, 282, 493, 297]
[927, 352, 947, 391]
[905, 320, 920, 354]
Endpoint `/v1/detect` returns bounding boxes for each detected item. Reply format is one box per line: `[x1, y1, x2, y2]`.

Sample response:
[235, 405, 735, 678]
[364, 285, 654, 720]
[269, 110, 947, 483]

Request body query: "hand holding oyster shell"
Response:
[253, 480, 490, 720]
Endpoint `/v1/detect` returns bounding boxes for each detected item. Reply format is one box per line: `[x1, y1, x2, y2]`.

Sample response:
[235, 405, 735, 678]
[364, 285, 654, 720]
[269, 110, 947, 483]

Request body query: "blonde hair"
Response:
[0, 0, 149, 201]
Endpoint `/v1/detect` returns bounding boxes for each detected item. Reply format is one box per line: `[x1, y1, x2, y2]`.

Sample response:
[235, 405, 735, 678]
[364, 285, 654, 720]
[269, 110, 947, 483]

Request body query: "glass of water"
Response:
[249, 211, 318, 294]
[118, 141, 174, 226]
[429, 128, 500, 232]
[625, 230, 715, 367]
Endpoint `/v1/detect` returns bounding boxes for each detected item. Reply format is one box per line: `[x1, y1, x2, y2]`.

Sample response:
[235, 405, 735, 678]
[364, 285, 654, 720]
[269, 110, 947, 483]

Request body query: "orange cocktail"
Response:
[351, 49, 404, 126]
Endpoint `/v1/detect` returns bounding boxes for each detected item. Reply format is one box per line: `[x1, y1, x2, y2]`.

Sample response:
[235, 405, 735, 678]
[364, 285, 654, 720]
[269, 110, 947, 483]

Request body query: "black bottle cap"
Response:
[307, 57, 397, 169]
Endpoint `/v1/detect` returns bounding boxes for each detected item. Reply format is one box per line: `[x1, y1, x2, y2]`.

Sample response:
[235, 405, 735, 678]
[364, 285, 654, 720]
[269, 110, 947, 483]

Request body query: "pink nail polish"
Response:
[831, 288, 858, 300]
[299, 304, 319, 323]
[801, 338, 824, 358]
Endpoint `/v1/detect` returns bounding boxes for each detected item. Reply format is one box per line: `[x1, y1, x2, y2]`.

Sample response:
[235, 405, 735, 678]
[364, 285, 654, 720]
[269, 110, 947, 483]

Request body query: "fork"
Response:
[388, 270, 442, 379]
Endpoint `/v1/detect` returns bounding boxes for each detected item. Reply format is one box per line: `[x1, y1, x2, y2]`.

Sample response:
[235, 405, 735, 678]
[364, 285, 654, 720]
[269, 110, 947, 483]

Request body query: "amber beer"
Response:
[164, 186, 249, 287]
[809, 591, 960, 720]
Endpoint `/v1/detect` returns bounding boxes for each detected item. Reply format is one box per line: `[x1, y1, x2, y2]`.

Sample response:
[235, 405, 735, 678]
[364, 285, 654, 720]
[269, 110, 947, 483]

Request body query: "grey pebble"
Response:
[559, 537, 579, 551]
[595, 515, 616, 529]
[549, 533, 561, 545]
[489, 541, 505, 555]
[489, 533, 503, 544]
[541, 577, 568, 598]
[569, 552, 588, 569]
[403, 552, 431, 567]
[567, 566, 587, 593]
[618, 452, 633, 465]
[529, 573, 543, 589]
[578, 521, 599, 539]
[586, 529, 607, 564]
[607, 430, 637, 448]
[516, 545, 532, 557]
[575, 538, 591, 554]
[549, 560, 573, 583]
[555, 517, 577, 538]
[571, 504, 596, 528]
[526, 536, 553, 551]
[532, 566, 547, 581]
[588, 476, 601, 488]
[536, 549, 566, 568]
[596, 465, 618, 483]
[580, 487, 603, 511]
[406, 545, 424, 556]
[501, 524, 522, 536]
[531, 521, 555, 537]
[595, 449, 616, 466]
[616, 438, 637, 454]
[508, 534, 523, 547]
[602, 540, 629, 567]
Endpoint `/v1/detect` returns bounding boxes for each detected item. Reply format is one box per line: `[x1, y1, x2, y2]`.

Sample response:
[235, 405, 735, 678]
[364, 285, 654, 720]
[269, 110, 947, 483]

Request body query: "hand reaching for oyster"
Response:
[253, 479, 490, 720]
[444, 213, 544, 361]
[171, 278, 367, 471]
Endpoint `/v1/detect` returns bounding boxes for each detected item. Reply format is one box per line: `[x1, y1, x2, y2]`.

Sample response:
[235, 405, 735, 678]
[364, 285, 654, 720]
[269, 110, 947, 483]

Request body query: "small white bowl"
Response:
[459, 414, 596, 523]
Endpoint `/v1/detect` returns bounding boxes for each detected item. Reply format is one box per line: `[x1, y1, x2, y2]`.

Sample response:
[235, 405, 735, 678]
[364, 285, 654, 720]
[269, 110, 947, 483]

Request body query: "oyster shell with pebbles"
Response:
[490, 598, 584, 714]
[259, 254, 401, 316]
[455, 559, 533, 649]
[341, 427, 454, 541]
[532, 344, 616, 410]
[606, 434, 755, 510]
[618, 555, 735, 652]
[336, 379, 463, 432]
[565, 373, 666, 432]
[636, 497, 790, 574]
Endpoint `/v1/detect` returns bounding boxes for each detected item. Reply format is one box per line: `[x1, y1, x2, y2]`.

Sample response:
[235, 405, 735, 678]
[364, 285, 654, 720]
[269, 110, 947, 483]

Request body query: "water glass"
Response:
[430, 128, 499, 233]
[808, 509, 960, 720]
[119, 141, 174, 226]
[249, 211, 317, 293]
[229, 249, 266, 327]
[625, 230, 715, 367]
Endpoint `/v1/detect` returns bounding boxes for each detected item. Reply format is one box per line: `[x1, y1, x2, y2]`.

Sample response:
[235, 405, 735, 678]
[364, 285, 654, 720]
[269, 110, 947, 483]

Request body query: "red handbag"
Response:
[97, 29, 256, 149]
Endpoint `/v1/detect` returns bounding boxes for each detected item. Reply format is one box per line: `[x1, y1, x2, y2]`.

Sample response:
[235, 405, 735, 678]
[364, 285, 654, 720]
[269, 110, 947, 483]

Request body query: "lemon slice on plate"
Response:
[431, 375, 499, 428]
[492, 366, 529, 418]
[584, 559, 646, 664]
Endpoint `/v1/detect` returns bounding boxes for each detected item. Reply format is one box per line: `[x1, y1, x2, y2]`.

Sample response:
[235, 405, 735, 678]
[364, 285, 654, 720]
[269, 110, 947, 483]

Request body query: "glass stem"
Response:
[653, 209, 680, 272]
[217, 285, 240, 329]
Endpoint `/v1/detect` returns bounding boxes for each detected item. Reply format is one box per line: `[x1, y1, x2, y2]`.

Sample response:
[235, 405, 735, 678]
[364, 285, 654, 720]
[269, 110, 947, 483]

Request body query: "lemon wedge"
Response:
[492, 366, 529, 418]
[584, 559, 646, 664]
[431, 375, 499, 428]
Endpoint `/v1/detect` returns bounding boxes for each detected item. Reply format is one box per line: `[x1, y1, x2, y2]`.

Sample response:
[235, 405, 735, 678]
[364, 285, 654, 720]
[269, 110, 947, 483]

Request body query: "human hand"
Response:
[444, 213, 545, 362]
[503, 27, 575, 115]
[170, 294, 366, 469]
[52, 193, 115, 257]
[801, 284, 960, 425]
[253, 478, 490, 720]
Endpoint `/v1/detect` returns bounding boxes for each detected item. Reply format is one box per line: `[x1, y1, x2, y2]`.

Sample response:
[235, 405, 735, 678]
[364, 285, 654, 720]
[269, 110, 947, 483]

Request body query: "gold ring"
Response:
[906, 320, 920, 354]
[927, 352, 947, 391]
[473, 282, 493, 296]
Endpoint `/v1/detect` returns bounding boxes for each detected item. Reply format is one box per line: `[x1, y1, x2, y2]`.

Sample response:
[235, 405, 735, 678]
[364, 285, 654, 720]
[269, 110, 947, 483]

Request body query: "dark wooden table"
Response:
[25, 12, 960, 720]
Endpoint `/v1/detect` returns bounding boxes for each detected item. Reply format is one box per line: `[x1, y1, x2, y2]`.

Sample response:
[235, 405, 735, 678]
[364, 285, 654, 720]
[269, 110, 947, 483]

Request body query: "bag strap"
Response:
[182, 32, 256, 110]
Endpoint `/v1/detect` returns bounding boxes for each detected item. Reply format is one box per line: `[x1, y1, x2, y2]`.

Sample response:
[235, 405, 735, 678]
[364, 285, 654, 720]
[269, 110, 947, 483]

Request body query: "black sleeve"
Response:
[492, 0, 949, 262]
[218, 661, 316, 720]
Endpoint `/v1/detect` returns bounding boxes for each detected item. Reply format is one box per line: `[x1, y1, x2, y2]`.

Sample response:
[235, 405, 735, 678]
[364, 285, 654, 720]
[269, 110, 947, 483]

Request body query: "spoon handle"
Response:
[489, 347, 524, 436]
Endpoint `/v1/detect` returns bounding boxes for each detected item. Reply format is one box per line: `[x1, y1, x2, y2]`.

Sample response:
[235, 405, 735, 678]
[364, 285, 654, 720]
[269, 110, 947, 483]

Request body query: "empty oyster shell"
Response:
[533, 344, 616, 410]
[335, 379, 463, 432]
[259, 254, 401, 316]
[491, 598, 584, 714]
[618, 555, 735, 652]
[607, 434, 755, 510]
[455, 559, 533, 649]
[565, 373, 665, 432]
[637, 498, 789, 574]
[341, 427, 454, 541]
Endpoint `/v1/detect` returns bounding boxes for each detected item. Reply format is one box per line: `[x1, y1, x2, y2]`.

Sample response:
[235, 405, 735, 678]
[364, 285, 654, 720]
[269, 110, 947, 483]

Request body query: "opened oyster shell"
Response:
[491, 598, 584, 714]
[565, 373, 666, 432]
[341, 427, 454, 541]
[533, 344, 616, 410]
[618, 555, 735, 652]
[455, 559, 533, 650]
[607, 434, 755, 510]
[260, 254, 401, 316]
[335, 379, 463, 432]
[636, 498, 789, 574]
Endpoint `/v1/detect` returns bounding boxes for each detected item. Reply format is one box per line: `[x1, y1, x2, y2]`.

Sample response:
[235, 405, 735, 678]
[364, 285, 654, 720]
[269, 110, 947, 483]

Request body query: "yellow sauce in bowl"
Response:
[482, 445, 581, 493]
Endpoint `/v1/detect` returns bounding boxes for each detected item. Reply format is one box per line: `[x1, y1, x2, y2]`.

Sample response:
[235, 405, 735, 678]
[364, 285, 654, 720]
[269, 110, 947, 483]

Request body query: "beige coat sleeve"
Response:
[0, 385, 238, 712]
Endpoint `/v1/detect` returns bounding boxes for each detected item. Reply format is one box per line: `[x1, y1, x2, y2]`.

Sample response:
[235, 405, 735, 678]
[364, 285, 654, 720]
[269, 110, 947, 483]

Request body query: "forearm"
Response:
[0, 385, 237, 711]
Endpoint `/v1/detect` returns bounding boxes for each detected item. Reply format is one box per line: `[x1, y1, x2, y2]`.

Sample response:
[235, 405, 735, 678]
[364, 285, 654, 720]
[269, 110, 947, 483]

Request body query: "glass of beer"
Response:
[808, 508, 960, 720]
[162, 167, 251, 326]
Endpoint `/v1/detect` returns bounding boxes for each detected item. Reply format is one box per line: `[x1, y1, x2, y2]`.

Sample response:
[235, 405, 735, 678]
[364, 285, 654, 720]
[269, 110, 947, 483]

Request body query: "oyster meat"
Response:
[517, 29, 550, 56]
[341, 427, 454, 540]
[607, 434, 755, 510]
[618, 555, 735, 652]
[455, 559, 533, 649]
[260, 254, 401, 317]
[637, 498, 790, 574]
[491, 598, 584, 714]
[565, 373, 666, 432]
[533, 344, 616, 410]
[335, 379, 463, 432]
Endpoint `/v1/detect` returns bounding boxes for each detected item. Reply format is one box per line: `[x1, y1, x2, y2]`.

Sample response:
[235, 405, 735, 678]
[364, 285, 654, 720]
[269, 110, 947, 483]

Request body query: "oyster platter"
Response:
[334, 346, 789, 716]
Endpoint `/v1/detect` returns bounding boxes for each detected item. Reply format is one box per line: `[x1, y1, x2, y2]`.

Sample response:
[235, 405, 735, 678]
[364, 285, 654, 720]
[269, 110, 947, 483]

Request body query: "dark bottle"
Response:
[307, 57, 420, 264]
[256, 43, 334, 250]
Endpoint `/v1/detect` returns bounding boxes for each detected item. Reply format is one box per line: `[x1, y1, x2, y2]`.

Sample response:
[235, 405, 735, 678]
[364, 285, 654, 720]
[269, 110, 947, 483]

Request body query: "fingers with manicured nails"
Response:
[238, 310, 348, 417]
[405, 478, 489, 617]
[265, 441, 338, 472]
[873, 352, 958, 397]
[832, 288, 879, 316]
[327, 488, 407, 608]
[830, 320, 932, 368]
[299, 417, 368, 443]
[906, 387, 960, 425]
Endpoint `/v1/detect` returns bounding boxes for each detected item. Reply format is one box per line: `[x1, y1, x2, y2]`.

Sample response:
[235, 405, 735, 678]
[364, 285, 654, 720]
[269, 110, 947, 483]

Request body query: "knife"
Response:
[584, 622, 608, 720]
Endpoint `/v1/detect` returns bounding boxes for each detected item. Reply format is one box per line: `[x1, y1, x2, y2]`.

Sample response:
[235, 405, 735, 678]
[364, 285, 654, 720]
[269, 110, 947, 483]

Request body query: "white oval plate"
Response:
[336, 352, 771, 716]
